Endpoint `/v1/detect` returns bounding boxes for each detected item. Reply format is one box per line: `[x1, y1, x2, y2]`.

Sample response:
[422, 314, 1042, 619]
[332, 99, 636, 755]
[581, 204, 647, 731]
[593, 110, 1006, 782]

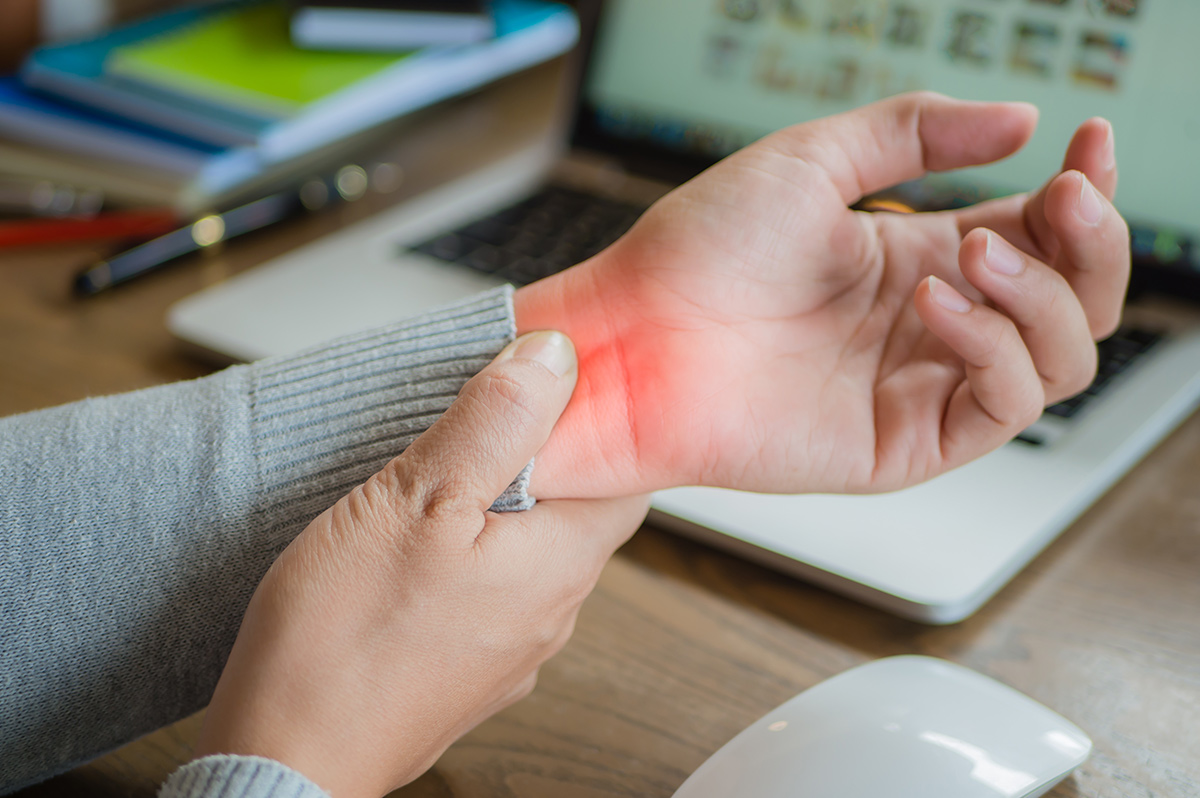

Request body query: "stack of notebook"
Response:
[0, 0, 578, 219]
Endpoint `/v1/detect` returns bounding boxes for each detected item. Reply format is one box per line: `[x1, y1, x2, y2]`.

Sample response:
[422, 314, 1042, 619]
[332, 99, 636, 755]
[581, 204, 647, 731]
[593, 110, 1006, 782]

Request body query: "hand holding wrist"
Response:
[194, 331, 649, 797]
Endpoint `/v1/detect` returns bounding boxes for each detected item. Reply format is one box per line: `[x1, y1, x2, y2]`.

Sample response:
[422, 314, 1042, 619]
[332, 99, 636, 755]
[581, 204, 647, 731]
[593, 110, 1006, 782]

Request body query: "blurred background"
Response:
[0, 0, 582, 261]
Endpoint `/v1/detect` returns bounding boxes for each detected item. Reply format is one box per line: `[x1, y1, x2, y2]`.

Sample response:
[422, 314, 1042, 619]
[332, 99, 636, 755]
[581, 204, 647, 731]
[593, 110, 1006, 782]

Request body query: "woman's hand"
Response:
[516, 91, 1130, 498]
[193, 331, 650, 798]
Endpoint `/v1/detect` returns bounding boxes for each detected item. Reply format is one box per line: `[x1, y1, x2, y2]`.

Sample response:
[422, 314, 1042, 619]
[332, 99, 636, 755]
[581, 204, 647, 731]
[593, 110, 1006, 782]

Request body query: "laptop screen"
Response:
[572, 0, 1200, 280]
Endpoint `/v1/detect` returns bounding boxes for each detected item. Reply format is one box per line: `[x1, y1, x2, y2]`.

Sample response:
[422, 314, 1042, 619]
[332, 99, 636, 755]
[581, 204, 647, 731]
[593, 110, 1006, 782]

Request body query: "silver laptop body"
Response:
[170, 0, 1200, 623]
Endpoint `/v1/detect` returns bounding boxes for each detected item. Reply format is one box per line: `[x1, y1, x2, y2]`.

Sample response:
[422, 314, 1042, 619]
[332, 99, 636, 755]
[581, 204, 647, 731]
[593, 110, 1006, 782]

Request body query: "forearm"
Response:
[0, 288, 517, 794]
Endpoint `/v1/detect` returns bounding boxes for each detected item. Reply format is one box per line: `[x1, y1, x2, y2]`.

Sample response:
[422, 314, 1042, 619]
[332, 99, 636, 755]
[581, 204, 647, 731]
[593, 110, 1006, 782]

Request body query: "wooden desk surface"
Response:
[5, 62, 1200, 798]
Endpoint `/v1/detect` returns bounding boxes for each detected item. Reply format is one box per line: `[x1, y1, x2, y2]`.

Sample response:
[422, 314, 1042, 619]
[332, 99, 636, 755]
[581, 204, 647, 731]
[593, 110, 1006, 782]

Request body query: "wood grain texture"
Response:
[5, 59, 1199, 798]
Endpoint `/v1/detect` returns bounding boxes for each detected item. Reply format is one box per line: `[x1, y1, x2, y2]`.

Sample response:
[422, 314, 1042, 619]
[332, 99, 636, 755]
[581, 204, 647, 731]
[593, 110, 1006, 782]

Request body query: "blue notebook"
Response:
[0, 77, 259, 196]
[21, 0, 578, 161]
[21, 3, 269, 148]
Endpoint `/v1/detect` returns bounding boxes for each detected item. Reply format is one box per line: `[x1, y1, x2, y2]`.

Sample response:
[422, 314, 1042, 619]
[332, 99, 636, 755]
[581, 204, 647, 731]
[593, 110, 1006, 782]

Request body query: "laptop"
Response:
[169, 0, 1200, 623]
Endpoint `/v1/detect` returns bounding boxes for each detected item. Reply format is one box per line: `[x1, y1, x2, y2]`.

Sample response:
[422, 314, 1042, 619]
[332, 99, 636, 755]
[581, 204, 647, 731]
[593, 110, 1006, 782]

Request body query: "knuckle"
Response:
[326, 465, 459, 566]
[905, 89, 945, 109]
[366, 456, 472, 529]
[417, 481, 475, 525]
[904, 91, 945, 137]
[987, 319, 1045, 428]
[1009, 381, 1046, 430]
[980, 320, 1014, 366]
[353, 463, 410, 528]
[470, 371, 543, 439]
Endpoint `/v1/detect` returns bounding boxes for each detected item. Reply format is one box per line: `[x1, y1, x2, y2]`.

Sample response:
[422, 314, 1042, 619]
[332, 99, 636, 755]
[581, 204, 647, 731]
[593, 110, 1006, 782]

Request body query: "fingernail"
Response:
[1077, 178, 1104, 226]
[506, 331, 575, 377]
[929, 276, 972, 313]
[1103, 122, 1116, 170]
[984, 232, 1024, 276]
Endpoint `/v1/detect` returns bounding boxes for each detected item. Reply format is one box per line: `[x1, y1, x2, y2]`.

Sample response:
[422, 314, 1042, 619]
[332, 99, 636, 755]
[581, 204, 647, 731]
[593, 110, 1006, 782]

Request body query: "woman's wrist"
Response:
[513, 252, 647, 499]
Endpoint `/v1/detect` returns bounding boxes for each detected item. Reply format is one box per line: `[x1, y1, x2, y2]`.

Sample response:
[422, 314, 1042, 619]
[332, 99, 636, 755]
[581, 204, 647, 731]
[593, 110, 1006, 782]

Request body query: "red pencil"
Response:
[0, 208, 180, 248]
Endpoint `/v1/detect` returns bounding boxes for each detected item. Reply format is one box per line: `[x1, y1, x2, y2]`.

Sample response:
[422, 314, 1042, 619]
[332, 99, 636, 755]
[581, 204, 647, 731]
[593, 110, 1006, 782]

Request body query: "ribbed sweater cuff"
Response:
[245, 286, 528, 531]
[160, 755, 329, 798]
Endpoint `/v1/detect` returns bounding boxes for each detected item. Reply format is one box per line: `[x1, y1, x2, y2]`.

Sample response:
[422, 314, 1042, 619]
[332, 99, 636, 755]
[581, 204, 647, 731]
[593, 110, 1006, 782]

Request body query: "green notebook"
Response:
[105, 3, 416, 118]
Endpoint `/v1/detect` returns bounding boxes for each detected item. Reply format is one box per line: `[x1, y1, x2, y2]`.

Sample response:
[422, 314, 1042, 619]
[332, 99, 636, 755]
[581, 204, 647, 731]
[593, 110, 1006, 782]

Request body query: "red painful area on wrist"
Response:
[513, 256, 646, 499]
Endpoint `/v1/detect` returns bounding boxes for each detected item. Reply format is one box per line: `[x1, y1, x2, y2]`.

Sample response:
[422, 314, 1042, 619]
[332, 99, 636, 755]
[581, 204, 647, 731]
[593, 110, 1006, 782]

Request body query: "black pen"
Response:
[73, 164, 378, 295]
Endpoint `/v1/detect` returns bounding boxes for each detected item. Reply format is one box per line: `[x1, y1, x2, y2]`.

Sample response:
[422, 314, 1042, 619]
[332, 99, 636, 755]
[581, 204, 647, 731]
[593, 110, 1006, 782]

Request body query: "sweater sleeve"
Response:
[159, 756, 330, 798]
[0, 287, 519, 795]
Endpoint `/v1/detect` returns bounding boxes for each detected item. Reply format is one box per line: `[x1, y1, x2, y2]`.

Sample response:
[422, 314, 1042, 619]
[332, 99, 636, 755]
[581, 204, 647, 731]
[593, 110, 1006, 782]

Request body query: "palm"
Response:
[610, 152, 983, 493]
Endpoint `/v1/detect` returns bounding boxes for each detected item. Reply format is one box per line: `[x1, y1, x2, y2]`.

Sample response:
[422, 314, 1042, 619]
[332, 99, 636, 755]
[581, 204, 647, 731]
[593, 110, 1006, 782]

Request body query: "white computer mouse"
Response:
[672, 656, 1091, 798]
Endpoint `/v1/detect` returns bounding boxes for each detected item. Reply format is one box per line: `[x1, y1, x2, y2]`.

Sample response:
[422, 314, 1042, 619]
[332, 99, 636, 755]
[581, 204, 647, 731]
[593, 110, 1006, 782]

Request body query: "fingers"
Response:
[914, 276, 1045, 461]
[766, 91, 1038, 204]
[1040, 171, 1130, 339]
[385, 331, 578, 517]
[950, 117, 1128, 340]
[917, 207, 1125, 461]
[482, 495, 648, 654]
[956, 229, 1097, 403]
[1067, 116, 1118, 198]
[968, 168, 1129, 339]
[1022, 117, 1118, 257]
[953, 118, 1117, 260]
[487, 494, 651, 568]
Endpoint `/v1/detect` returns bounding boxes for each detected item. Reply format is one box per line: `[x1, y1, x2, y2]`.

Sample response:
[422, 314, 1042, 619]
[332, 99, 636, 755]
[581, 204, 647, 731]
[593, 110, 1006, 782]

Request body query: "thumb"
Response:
[763, 91, 1038, 205]
[393, 330, 577, 514]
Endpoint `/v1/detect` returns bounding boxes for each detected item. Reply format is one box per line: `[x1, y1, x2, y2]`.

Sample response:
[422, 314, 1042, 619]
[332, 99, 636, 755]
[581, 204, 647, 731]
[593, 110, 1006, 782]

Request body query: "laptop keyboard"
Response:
[1044, 326, 1163, 419]
[1015, 325, 1163, 445]
[412, 185, 643, 286]
[413, 185, 1164, 445]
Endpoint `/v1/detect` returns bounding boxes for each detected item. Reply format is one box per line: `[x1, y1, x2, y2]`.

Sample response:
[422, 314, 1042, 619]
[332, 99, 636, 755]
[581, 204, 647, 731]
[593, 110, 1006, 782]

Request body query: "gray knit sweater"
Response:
[1, 288, 524, 798]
